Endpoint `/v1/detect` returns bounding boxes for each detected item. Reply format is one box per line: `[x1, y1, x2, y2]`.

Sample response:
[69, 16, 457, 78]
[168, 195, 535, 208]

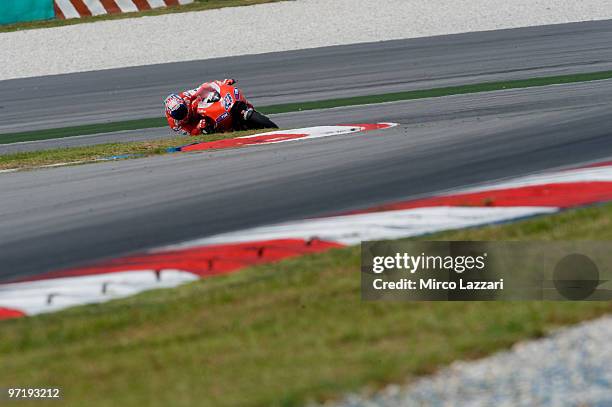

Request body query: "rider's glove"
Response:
[223, 78, 236, 85]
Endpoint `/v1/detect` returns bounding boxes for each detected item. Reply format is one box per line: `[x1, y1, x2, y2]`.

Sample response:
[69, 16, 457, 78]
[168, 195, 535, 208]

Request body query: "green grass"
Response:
[1, 203, 611, 407]
[5, 70, 612, 145]
[0, 129, 266, 170]
[0, 0, 286, 33]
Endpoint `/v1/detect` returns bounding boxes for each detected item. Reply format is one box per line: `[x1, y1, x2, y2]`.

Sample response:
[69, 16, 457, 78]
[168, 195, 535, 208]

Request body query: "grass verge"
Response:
[4, 69, 612, 145]
[0, 0, 286, 33]
[0, 129, 266, 170]
[1, 203, 611, 406]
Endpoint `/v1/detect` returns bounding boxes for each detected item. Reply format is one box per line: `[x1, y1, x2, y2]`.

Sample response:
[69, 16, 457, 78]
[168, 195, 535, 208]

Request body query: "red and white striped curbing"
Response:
[171, 123, 399, 152]
[2, 158, 612, 319]
[53, 0, 193, 19]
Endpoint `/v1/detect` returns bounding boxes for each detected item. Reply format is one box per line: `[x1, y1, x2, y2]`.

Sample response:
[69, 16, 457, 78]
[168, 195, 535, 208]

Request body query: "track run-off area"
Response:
[1, 20, 612, 284]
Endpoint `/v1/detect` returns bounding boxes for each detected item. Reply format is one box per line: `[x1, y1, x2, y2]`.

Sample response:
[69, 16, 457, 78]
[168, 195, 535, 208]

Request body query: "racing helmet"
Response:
[164, 94, 189, 121]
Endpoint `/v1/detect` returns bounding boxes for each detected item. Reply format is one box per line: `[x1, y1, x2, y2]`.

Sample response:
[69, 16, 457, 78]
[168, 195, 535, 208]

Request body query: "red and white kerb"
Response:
[53, 0, 194, 19]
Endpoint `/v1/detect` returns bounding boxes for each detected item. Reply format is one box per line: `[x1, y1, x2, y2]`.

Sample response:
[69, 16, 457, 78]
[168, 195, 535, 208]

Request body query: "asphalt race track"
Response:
[2, 78, 612, 280]
[2, 20, 612, 136]
[1, 21, 612, 280]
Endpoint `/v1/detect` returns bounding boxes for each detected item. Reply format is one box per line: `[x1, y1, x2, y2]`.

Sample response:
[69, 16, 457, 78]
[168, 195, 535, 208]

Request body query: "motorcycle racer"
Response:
[164, 78, 242, 135]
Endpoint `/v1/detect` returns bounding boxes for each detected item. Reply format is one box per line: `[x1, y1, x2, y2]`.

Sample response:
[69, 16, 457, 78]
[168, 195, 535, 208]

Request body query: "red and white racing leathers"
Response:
[165, 78, 235, 136]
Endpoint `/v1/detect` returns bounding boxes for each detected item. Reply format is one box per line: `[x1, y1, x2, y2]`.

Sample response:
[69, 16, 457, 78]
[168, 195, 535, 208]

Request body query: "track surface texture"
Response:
[1, 77, 612, 280]
[1, 20, 612, 138]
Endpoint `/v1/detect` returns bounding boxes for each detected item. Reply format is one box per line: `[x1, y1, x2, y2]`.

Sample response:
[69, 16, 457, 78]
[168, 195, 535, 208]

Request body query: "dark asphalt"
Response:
[1, 79, 612, 280]
[1, 19, 612, 137]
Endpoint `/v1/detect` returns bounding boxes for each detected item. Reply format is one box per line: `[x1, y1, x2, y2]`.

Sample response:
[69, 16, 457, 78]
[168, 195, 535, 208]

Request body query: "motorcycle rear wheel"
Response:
[245, 111, 278, 130]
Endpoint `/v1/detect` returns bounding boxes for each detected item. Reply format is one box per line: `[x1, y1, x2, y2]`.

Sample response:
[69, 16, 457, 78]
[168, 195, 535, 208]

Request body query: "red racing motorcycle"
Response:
[196, 82, 278, 133]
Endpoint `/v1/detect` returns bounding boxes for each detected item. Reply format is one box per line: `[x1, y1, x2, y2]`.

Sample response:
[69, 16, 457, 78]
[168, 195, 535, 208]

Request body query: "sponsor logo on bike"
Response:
[223, 93, 233, 111]
[216, 112, 229, 123]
